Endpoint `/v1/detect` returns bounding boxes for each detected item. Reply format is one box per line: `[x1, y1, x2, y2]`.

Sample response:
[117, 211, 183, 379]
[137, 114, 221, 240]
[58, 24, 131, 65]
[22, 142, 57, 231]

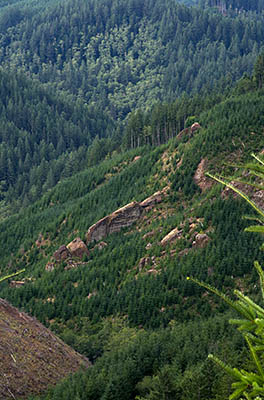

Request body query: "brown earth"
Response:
[194, 158, 213, 191]
[0, 298, 90, 399]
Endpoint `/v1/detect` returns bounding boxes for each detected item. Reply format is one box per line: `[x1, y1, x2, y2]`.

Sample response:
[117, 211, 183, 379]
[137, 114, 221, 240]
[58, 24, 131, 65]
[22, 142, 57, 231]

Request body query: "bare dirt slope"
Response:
[0, 298, 90, 399]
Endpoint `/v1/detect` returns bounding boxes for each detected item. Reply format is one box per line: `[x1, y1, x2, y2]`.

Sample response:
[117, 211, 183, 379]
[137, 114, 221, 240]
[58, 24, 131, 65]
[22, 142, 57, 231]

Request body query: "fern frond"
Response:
[252, 153, 264, 167]
[245, 335, 264, 379]
[0, 269, 25, 283]
[254, 262, 264, 301]
[245, 226, 264, 233]
[187, 276, 239, 311]
[206, 173, 264, 219]
[208, 355, 243, 380]
[234, 290, 264, 319]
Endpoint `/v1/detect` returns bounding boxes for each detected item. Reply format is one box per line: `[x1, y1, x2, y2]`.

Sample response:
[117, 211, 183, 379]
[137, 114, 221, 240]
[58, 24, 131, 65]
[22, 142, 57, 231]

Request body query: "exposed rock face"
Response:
[161, 227, 182, 246]
[86, 216, 109, 243]
[191, 122, 201, 133]
[53, 245, 71, 262]
[86, 202, 143, 243]
[86, 190, 168, 244]
[0, 298, 90, 399]
[177, 122, 201, 140]
[138, 257, 150, 270]
[253, 190, 264, 209]
[140, 191, 163, 209]
[192, 233, 210, 248]
[67, 237, 89, 259]
[9, 281, 25, 288]
[109, 202, 142, 234]
[194, 158, 213, 192]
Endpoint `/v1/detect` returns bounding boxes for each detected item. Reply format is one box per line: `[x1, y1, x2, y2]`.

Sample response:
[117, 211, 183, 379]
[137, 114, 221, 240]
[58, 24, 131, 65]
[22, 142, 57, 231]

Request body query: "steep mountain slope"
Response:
[0, 297, 90, 399]
[0, 84, 263, 399]
[0, 68, 114, 210]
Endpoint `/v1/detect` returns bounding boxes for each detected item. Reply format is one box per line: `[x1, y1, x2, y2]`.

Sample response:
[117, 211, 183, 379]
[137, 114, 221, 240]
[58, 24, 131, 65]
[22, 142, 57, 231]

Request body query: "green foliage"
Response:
[0, 0, 263, 120]
[0, 268, 25, 283]
[189, 154, 264, 400]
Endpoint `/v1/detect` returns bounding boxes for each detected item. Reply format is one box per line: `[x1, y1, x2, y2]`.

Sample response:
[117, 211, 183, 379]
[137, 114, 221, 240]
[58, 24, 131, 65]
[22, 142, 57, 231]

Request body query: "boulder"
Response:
[67, 237, 89, 259]
[192, 233, 210, 248]
[9, 281, 25, 288]
[191, 122, 201, 133]
[53, 245, 71, 262]
[140, 191, 163, 208]
[161, 228, 182, 246]
[95, 241, 108, 250]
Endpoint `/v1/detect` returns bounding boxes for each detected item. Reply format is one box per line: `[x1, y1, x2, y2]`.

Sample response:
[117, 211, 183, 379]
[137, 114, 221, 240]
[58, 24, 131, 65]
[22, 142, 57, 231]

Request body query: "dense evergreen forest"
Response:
[0, 80, 263, 399]
[0, 68, 115, 209]
[0, 0, 264, 120]
[0, 0, 263, 399]
[0, 0, 264, 209]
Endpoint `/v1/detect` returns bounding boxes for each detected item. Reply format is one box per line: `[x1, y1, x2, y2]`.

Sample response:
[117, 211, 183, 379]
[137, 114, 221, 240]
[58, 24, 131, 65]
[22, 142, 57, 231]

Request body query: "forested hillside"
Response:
[0, 68, 115, 211]
[0, 0, 263, 399]
[0, 0, 264, 119]
[199, 0, 264, 13]
[0, 77, 263, 398]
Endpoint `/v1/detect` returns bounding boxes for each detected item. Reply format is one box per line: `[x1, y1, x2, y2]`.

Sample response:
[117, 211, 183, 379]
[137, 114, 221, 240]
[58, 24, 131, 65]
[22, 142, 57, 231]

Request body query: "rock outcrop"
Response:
[0, 298, 90, 399]
[53, 245, 71, 262]
[86, 190, 167, 244]
[177, 122, 201, 140]
[86, 201, 143, 243]
[192, 233, 210, 248]
[191, 122, 201, 133]
[9, 281, 25, 288]
[160, 227, 182, 246]
[139, 190, 164, 209]
[94, 241, 108, 250]
[194, 158, 213, 192]
[67, 237, 89, 259]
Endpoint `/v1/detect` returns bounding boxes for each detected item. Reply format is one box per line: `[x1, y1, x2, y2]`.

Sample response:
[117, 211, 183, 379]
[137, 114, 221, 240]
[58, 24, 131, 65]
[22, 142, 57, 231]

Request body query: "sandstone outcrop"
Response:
[94, 241, 108, 250]
[140, 191, 164, 209]
[86, 201, 143, 243]
[86, 189, 168, 244]
[160, 227, 182, 246]
[194, 158, 213, 192]
[9, 280, 25, 288]
[67, 237, 89, 259]
[192, 233, 210, 248]
[177, 122, 201, 140]
[53, 245, 71, 262]
[191, 122, 201, 133]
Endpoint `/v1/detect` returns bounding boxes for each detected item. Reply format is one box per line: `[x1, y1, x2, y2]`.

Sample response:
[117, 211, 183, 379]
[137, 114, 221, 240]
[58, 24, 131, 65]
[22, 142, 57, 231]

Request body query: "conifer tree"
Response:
[188, 153, 264, 400]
